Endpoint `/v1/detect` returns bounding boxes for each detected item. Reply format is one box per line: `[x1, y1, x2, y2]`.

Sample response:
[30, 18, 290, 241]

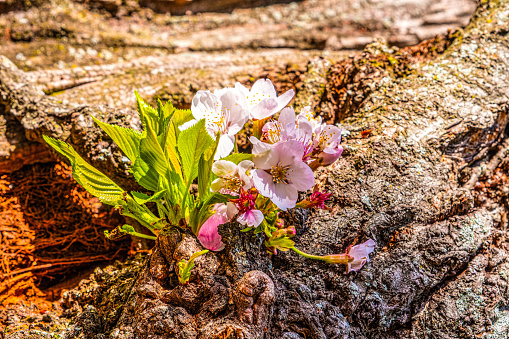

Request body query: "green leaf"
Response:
[221, 153, 253, 164]
[172, 108, 193, 128]
[264, 236, 295, 252]
[165, 108, 193, 175]
[92, 116, 141, 163]
[132, 190, 167, 205]
[177, 249, 209, 285]
[177, 119, 214, 184]
[157, 99, 175, 133]
[139, 119, 169, 178]
[198, 132, 220, 199]
[135, 91, 159, 135]
[43, 135, 124, 205]
[132, 157, 160, 191]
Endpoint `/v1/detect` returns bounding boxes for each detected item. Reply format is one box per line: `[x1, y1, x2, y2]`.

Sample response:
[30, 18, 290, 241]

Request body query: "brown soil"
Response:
[0, 161, 129, 321]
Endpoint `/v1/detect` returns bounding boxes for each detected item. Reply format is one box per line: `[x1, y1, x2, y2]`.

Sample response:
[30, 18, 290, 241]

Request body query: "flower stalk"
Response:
[291, 247, 353, 265]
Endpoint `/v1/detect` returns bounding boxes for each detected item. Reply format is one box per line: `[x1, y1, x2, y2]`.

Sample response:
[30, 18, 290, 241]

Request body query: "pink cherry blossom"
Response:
[251, 140, 315, 211]
[197, 203, 237, 251]
[345, 239, 376, 273]
[261, 107, 313, 160]
[230, 188, 264, 227]
[297, 106, 324, 133]
[236, 79, 295, 120]
[309, 124, 343, 169]
[261, 107, 297, 144]
[190, 88, 249, 160]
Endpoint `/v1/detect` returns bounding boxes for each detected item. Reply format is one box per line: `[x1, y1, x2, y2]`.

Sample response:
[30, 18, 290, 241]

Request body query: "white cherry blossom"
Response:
[210, 160, 254, 194]
[236, 79, 295, 120]
[190, 88, 249, 160]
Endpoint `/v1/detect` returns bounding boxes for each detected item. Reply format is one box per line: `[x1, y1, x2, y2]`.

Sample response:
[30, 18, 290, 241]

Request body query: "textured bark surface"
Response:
[28, 1, 509, 338]
[3, 0, 509, 338]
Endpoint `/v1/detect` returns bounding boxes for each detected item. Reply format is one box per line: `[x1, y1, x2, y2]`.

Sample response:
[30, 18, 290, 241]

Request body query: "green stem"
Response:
[291, 247, 327, 262]
[127, 231, 157, 241]
[291, 247, 352, 264]
[234, 134, 239, 153]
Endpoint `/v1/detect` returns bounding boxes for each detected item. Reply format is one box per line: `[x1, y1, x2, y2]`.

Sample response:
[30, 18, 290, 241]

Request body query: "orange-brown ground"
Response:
[0, 161, 129, 327]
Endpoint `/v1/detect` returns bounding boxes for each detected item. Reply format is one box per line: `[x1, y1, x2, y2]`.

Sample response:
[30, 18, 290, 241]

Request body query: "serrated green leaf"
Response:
[132, 157, 159, 191]
[177, 119, 214, 184]
[221, 153, 253, 164]
[166, 108, 193, 175]
[157, 99, 175, 133]
[92, 116, 141, 163]
[135, 91, 159, 135]
[140, 119, 169, 178]
[43, 135, 124, 205]
[264, 236, 295, 251]
[172, 108, 193, 127]
[132, 190, 167, 205]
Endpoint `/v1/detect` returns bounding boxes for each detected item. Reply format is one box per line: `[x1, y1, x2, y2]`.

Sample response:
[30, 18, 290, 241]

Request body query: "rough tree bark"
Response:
[2, 0, 509, 338]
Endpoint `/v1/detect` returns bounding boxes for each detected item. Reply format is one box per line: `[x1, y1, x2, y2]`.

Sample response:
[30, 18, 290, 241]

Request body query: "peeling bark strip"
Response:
[2, 1, 509, 338]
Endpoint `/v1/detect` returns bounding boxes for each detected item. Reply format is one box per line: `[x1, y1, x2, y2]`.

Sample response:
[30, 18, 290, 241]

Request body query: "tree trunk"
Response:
[3, 0, 509, 338]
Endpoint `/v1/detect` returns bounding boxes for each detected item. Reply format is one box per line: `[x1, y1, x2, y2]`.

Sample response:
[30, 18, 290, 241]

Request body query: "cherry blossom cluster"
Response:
[189, 79, 375, 272]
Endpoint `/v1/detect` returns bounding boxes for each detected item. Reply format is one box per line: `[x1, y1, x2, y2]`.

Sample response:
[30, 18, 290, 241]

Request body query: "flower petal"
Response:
[197, 213, 226, 251]
[273, 88, 295, 113]
[212, 160, 238, 177]
[226, 202, 239, 219]
[191, 90, 219, 121]
[217, 88, 249, 135]
[346, 239, 376, 273]
[210, 178, 225, 192]
[251, 98, 279, 120]
[318, 146, 344, 166]
[215, 135, 235, 160]
[270, 182, 298, 211]
[237, 209, 264, 227]
[252, 79, 278, 97]
[278, 106, 296, 139]
[286, 161, 315, 192]
[238, 160, 254, 189]
[250, 136, 278, 169]
[252, 169, 276, 200]
[275, 140, 304, 167]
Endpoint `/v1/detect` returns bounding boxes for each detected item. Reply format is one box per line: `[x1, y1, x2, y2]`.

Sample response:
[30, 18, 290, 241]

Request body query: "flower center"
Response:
[233, 190, 256, 214]
[270, 162, 293, 184]
[317, 130, 335, 149]
[263, 121, 283, 144]
[207, 106, 230, 134]
[224, 174, 242, 192]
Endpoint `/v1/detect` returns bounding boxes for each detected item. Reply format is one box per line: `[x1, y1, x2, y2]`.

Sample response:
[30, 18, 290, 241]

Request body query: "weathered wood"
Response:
[2, 1, 509, 338]
[40, 1, 509, 338]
